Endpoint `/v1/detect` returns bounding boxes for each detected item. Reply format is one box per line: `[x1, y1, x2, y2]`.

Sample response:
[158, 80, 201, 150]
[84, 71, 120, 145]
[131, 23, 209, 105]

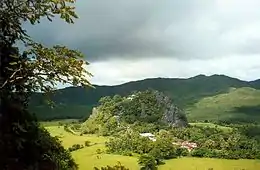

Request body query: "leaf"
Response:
[9, 62, 18, 65]
[10, 55, 19, 58]
[13, 123, 27, 133]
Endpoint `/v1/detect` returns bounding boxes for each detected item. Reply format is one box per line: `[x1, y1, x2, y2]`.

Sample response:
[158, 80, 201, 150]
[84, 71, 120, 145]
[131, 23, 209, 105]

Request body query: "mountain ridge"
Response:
[37, 74, 258, 90]
[29, 74, 260, 121]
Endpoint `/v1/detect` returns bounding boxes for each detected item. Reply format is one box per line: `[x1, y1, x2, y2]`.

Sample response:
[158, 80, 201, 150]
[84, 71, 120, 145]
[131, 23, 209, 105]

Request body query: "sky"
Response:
[25, 0, 260, 85]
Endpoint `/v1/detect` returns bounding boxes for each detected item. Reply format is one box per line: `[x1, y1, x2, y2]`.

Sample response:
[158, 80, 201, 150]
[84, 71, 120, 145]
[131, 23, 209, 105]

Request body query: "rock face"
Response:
[163, 109, 188, 127]
[154, 91, 188, 127]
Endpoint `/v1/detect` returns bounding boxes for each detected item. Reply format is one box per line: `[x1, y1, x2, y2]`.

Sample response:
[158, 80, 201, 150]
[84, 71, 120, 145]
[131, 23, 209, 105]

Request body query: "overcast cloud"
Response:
[25, 0, 260, 85]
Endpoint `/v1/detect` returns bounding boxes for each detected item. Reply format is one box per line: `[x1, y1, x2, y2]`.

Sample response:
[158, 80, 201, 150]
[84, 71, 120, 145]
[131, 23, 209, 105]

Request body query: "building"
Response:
[140, 133, 156, 142]
[172, 141, 198, 152]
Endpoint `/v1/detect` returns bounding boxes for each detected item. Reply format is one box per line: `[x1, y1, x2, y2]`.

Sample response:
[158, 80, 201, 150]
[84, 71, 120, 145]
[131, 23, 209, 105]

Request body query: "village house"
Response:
[139, 133, 198, 151]
[180, 141, 198, 152]
[172, 141, 198, 152]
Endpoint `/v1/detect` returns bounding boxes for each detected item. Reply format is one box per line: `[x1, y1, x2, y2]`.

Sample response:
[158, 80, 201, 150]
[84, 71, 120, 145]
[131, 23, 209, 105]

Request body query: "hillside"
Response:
[81, 90, 188, 136]
[29, 74, 259, 121]
[250, 79, 260, 89]
[186, 87, 260, 124]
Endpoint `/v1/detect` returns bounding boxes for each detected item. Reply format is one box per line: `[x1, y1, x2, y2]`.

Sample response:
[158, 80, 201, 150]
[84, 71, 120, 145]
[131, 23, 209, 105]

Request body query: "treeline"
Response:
[106, 131, 188, 169]
[106, 126, 260, 162]
[236, 124, 260, 142]
[29, 104, 92, 121]
[170, 126, 260, 159]
[106, 132, 189, 158]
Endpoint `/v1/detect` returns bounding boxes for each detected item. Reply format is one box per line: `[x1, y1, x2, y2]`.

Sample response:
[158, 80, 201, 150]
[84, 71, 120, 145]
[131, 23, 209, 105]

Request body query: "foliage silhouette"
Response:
[0, 0, 92, 169]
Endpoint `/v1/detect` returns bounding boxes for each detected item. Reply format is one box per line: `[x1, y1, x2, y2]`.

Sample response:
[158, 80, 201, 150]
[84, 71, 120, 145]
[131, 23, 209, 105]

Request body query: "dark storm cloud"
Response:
[25, 0, 210, 61]
[25, 0, 260, 62]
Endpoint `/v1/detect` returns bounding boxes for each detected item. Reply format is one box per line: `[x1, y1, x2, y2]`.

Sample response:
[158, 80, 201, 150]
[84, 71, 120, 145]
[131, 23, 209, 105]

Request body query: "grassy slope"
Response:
[186, 87, 260, 123]
[45, 126, 139, 169]
[189, 123, 233, 132]
[46, 125, 260, 170]
[160, 158, 260, 170]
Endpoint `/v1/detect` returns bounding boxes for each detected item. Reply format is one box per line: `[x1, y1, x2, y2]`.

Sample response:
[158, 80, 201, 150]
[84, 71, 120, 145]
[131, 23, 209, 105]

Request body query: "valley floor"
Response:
[45, 126, 260, 170]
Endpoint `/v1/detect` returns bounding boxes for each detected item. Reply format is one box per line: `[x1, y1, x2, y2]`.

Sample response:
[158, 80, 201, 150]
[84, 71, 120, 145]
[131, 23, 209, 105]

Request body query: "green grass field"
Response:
[189, 123, 233, 132]
[45, 126, 139, 169]
[45, 125, 260, 170]
[160, 158, 260, 170]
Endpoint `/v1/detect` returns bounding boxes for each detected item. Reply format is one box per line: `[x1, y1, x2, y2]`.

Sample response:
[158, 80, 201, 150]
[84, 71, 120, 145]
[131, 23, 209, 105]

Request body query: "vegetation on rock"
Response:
[81, 90, 188, 136]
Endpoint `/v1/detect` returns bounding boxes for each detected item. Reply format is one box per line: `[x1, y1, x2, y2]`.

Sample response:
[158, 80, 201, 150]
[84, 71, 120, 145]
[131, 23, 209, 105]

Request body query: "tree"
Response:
[84, 140, 91, 147]
[149, 137, 178, 159]
[0, 0, 92, 95]
[138, 154, 158, 170]
[0, 0, 92, 169]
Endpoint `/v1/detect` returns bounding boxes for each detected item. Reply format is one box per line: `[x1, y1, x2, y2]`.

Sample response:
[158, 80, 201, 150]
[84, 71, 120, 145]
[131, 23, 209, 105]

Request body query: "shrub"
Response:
[138, 154, 158, 170]
[94, 162, 130, 170]
[84, 140, 91, 147]
[149, 137, 178, 159]
[72, 124, 81, 130]
[176, 147, 189, 157]
[96, 148, 102, 154]
[122, 151, 133, 156]
[68, 144, 84, 152]
[64, 125, 73, 134]
[191, 148, 210, 157]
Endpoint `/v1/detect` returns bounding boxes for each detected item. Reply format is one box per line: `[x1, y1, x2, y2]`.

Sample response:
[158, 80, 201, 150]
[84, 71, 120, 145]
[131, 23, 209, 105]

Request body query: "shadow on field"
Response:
[224, 105, 260, 124]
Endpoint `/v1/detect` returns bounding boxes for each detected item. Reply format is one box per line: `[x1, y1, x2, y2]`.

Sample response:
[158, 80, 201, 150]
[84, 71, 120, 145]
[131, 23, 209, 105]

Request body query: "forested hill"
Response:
[81, 90, 188, 136]
[29, 74, 260, 120]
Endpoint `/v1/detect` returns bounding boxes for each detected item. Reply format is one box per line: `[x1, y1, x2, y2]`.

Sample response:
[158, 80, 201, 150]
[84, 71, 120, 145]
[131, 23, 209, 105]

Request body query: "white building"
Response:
[140, 133, 156, 142]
